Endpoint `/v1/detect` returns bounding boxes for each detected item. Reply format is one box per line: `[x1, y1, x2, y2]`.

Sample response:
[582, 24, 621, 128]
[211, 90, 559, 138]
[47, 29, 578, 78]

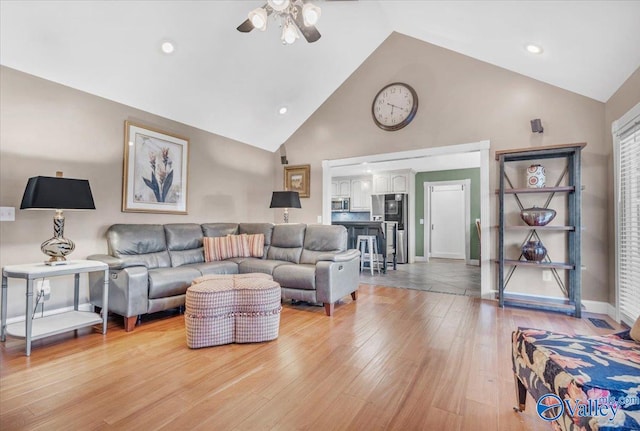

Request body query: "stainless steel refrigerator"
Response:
[371, 193, 408, 264]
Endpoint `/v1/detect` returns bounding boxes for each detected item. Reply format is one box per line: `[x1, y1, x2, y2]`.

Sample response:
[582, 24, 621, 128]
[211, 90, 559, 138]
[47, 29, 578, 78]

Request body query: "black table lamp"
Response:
[269, 191, 301, 223]
[20, 172, 96, 265]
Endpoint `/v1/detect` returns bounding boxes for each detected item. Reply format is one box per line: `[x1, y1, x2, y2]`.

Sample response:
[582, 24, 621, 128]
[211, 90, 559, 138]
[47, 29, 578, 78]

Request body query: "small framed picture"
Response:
[122, 121, 189, 214]
[284, 164, 310, 198]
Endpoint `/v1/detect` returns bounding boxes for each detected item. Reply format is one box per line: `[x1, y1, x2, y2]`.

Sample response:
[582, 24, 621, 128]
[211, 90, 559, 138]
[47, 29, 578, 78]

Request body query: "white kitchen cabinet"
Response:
[372, 172, 409, 193]
[372, 175, 390, 194]
[350, 178, 372, 211]
[390, 173, 408, 193]
[331, 179, 351, 197]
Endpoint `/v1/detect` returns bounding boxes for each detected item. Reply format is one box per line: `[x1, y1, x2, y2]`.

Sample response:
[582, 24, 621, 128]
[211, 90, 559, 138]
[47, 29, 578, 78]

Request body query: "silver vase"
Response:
[522, 240, 546, 262]
[520, 207, 556, 226]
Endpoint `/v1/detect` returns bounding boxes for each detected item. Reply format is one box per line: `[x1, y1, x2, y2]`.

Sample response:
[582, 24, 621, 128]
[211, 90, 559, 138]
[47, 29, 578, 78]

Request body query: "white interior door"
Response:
[426, 181, 470, 260]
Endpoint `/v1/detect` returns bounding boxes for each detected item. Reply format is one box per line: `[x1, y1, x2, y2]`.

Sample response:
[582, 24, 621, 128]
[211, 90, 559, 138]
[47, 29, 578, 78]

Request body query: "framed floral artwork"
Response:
[122, 121, 189, 214]
[284, 164, 310, 198]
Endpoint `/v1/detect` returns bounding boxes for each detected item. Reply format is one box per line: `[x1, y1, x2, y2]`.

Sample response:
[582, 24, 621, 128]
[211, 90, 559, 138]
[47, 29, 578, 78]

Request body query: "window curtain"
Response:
[614, 102, 640, 327]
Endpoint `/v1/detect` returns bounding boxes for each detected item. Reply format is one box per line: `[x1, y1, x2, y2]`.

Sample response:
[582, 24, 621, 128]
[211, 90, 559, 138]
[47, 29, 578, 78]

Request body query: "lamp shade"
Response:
[269, 191, 301, 209]
[20, 176, 96, 210]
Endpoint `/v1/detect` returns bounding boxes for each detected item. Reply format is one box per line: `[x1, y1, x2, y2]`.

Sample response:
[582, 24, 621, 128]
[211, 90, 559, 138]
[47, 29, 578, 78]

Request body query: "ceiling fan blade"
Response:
[237, 3, 273, 33]
[237, 19, 254, 33]
[292, 6, 321, 43]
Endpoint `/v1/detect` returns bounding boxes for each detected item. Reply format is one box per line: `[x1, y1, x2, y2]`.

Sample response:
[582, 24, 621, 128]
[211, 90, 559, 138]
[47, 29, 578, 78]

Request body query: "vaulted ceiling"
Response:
[2, 1, 639, 152]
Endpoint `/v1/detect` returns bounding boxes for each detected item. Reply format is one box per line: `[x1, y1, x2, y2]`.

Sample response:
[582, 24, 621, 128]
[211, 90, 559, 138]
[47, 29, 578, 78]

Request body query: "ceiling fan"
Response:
[237, 0, 322, 44]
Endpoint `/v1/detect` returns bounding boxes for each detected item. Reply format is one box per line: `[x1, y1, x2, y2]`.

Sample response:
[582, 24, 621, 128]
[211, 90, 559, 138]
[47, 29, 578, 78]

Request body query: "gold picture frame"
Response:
[284, 164, 310, 198]
[122, 121, 189, 214]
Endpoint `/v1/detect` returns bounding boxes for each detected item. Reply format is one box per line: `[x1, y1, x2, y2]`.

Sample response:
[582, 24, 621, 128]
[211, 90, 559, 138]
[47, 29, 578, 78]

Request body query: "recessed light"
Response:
[279, 106, 288, 115]
[525, 44, 543, 54]
[161, 41, 175, 54]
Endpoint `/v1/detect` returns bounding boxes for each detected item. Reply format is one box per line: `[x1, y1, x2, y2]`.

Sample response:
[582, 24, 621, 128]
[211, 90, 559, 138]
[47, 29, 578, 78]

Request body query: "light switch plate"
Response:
[0, 207, 15, 221]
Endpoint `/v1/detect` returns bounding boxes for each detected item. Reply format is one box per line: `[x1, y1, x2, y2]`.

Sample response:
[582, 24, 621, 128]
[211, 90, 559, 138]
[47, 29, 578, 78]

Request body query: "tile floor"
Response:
[358, 258, 481, 297]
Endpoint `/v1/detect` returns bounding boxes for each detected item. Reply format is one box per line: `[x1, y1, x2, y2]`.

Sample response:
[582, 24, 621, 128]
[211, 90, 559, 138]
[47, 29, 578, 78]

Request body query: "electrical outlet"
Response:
[35, 279, 51, 300]
[542, 270, 553, 282]
[0, 207, 15, 221]
[317, 215, 322, 223]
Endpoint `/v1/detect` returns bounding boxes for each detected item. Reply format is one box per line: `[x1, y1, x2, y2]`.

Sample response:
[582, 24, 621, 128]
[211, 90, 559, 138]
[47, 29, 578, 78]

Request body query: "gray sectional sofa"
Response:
[88, 223, 360, 331]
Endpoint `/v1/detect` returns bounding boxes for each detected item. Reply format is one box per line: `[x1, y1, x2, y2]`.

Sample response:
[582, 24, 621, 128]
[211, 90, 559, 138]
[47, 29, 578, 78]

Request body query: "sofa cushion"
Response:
[267, 224, 306, 263]
[238, 258, 294, 275]
[164, 224, 205, 267]
[107, 224, 171, 269]
[273, 264, 316, 290]
[148, 266, 202, 299]
[201, 223, 239, 238]
[239, 223, 274, 259]
[300, 224, 347, 265]
[187, 261, 239, 276]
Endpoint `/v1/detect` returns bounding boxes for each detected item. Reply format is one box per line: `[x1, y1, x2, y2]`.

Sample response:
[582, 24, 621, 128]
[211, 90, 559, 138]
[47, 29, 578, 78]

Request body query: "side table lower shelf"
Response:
[502, 259, 574, 270]
[5, 311, 104, 340]
[501, 292, 583, 316]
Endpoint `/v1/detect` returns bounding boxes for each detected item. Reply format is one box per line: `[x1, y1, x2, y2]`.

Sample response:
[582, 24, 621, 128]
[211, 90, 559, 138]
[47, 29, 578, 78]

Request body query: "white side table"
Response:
[1, 260, 109, 356]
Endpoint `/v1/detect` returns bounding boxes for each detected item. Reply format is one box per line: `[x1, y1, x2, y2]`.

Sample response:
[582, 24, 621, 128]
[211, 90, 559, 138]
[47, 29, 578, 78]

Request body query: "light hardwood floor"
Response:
[0, 284, 622, 431]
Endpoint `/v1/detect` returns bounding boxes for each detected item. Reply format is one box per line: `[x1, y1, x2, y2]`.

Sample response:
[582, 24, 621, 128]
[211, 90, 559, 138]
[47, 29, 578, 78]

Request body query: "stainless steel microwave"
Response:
[331, 198, 350, 212]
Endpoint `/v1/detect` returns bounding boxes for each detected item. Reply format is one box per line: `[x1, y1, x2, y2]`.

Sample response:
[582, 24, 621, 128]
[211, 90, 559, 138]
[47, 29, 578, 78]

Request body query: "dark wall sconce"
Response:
[531, 118, 544, 133]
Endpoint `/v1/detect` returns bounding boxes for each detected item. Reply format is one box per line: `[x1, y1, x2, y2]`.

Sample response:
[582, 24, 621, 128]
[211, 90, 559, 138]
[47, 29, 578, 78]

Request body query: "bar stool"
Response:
[356, 235, 381, 275]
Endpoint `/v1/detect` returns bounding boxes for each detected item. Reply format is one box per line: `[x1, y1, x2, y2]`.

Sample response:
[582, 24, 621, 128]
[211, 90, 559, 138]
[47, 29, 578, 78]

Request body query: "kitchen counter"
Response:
[332, 221, 396, 272]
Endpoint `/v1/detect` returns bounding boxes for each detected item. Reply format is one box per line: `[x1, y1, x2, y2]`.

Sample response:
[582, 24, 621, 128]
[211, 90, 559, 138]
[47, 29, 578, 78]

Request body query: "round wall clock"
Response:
[371, 82, 418, 131]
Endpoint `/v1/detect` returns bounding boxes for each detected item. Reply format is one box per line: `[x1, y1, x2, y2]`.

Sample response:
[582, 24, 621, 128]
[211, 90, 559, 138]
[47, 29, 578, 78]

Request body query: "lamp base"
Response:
[40, 209, 75, 265]
[41, 236, 75, 265]
[45, 259, 71, 266]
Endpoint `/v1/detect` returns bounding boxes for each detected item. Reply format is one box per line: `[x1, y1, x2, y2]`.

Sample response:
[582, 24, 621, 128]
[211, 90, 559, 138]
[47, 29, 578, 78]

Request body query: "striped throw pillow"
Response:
[203, 235, 249, 262]
[246, 233, 265, 258]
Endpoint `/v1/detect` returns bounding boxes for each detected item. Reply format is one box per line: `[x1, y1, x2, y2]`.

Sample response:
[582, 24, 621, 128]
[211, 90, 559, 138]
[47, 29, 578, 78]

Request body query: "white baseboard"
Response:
[468, 259, 479, 266]
[5, 302, 94, 325]
[582, 300, 617, 320]
[414, 256, 427, 262]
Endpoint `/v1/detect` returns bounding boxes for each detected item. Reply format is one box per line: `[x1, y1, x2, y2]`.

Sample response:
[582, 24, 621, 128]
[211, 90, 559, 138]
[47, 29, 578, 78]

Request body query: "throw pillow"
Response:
[203, 235, 251, 261]
[246, 233, 265, 257]
[227, 234, 250, 258]
[631, 315, 640, 342]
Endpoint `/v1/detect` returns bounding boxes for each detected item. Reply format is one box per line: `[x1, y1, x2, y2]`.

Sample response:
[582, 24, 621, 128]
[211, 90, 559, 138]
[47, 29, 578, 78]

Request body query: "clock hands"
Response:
[386, 102, 409, 113]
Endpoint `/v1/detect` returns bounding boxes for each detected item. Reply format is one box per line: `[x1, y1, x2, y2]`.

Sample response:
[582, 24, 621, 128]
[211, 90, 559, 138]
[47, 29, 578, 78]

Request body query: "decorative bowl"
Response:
[522, 240, 547, 262]
[520, 206, 556, 226]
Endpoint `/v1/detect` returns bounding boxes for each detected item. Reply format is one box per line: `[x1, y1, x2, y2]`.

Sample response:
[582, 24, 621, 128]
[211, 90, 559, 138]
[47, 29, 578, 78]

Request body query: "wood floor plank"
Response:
[0, 285, 624, 431]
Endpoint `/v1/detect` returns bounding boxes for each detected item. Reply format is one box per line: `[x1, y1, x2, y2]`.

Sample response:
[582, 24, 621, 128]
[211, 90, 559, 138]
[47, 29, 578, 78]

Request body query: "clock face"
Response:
[372, 83, 418, 131]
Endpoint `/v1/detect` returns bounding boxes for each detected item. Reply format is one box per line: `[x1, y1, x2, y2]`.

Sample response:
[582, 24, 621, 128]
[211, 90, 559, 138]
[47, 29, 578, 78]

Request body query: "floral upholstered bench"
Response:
[512, 327, 640, 430]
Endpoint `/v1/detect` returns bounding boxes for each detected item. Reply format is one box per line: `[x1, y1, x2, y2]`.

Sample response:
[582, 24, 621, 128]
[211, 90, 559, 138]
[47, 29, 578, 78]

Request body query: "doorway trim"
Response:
[424, 179, 471, 264]
[322, 140, 491, 299]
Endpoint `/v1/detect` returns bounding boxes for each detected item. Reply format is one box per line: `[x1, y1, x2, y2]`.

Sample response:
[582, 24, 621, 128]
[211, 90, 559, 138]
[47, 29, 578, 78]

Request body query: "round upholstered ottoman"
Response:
[185, 273, 281, 349]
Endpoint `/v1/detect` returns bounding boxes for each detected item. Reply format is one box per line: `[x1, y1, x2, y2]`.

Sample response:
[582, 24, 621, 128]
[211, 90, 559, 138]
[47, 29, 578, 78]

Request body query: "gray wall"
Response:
[0, 66, 277, 318]
[278, 32, 636, 304]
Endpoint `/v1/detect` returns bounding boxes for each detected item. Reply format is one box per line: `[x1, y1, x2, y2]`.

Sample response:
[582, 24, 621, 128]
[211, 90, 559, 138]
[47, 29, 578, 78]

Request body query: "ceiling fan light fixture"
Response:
[239, 0, 320, 44]
[302, 3, 321, 27]
[268, 0, 291, 12]
[281, 21, 299, 45]
[249, 7, 268, 31]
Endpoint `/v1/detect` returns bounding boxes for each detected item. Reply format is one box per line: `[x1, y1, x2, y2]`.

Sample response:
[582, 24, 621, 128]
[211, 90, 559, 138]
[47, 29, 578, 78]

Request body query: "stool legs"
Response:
[357, 235, 380, 275]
